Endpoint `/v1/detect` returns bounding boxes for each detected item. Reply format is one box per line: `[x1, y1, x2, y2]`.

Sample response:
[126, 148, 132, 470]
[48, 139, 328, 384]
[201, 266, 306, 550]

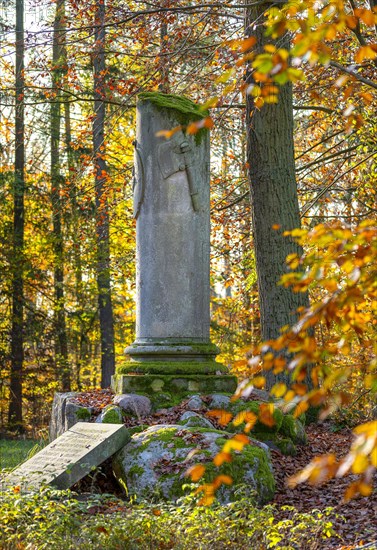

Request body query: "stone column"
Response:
[112, 93, 237, 399]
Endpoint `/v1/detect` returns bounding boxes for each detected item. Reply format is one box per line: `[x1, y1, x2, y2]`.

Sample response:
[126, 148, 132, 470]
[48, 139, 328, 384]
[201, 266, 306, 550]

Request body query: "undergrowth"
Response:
[0, 486, 340, 550]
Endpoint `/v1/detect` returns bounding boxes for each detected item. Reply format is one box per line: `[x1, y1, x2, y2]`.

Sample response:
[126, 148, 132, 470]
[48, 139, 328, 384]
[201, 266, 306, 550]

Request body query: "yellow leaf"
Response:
[270, 382, 287, 398]
[233, 433, 250, 445]
[216, 68, 234, 84]
[293, 401, 309, 418]
[252, 376, 266, 389]
[351, 454, 369, 474]
[356, 46, 377, 63]
[201, 97, 219, 109]
[254, 97, 264, 109]
[264, 44, 276, 53]
[371, 447, 377, 468]
[359, 481, 373, 497]
[264, 95, 278, 104]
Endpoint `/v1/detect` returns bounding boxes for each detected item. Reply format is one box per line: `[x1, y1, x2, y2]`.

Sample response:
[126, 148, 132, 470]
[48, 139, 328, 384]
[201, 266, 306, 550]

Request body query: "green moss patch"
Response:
[138, 92, 208, 122]
[138, 92, 210, 144]
[75, 407, 91, 421]
[251, 432, 297, 456]
[117, 360, 227, 376]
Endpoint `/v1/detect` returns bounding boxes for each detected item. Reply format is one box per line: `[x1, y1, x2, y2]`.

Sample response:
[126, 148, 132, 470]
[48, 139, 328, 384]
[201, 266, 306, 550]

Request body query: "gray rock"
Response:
[241, 387, 271, 402]
[112, 424, 275, 504]
[186, 395, 204, 411]
[179, 411, 214, 429]
[49, 392, 92, 441]
[113, 394, 152, 417]
[208, 393, 231, 410]
[96, 405, 123, 424]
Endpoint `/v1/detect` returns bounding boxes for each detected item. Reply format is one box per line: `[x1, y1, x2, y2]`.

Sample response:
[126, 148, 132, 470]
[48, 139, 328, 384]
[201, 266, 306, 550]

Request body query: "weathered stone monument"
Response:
[112, 93, 237, 398]
[2, 423, 129, 492]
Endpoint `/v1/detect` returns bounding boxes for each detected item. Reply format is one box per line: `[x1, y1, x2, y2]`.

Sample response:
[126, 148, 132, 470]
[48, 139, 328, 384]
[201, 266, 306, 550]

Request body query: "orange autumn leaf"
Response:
[186, 464, 206, 482]
[239, 36, 257, 52]
[259, 403, 276, 428]
[155, 125, 181, 139]
[207, 409, 233, 426]
[213, 474, 233, 489]
[213, 451, 232, 466]
[355, 45, 377, 63]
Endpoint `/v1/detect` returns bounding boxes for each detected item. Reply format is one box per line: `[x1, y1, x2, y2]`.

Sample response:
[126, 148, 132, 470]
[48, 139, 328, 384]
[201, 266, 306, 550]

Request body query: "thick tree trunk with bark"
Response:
[245, 2, 309, 388]
[51, 0, 70, 391]
[93, 0, 115, 387]
[9, 0, 25, 429]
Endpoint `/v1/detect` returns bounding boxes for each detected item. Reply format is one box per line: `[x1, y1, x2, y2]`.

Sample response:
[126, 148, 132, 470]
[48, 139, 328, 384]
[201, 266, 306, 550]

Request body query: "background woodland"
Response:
[0, 0, 376, 471]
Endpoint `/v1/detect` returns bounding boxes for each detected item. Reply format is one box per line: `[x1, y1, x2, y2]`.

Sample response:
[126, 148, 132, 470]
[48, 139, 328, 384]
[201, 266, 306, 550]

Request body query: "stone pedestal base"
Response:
[117, 340, 237, 406]
[111, 372, 237, 400]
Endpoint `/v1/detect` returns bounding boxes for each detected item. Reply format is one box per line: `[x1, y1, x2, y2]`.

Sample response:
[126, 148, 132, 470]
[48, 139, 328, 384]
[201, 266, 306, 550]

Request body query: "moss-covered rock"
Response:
[179, 411, 215, 429]
[229, 401, 284, 434]
[74, 406, 91, 421]
[96, 405, 123, 424]
[112, 424, 275, 504]
[280, 415, 307, 445]
[251, 432, 297, 456]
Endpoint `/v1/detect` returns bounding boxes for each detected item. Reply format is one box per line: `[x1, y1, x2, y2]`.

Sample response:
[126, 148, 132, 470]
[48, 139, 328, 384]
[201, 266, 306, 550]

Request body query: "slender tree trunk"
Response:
[93, 0, 115, 387]
[9, 0, 25, 429]
[64, 99, 85, 390]
[244, 1, 309, 388]
[158, 0, 169, 92]
[51, 0, 70, 391]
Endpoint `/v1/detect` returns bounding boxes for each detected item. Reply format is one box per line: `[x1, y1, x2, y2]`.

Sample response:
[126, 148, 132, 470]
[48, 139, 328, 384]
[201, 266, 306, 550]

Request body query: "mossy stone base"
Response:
[111, 373, 237, 397]
[117, 360, 228, 376]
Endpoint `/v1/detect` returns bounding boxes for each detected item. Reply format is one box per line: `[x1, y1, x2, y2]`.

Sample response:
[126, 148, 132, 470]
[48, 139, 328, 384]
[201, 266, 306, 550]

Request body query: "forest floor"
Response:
[2, 389, 376, 549]
[271, 424, 377, 549]
[71, 388, 377, 550]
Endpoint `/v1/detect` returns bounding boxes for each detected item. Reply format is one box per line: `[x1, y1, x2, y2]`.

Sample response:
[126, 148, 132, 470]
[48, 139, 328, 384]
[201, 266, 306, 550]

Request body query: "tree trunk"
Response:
[93, 0, 115, 387]
[9, 0, 25, 430]
[244, 2, 309, 388]
[51, 0, 70, 391]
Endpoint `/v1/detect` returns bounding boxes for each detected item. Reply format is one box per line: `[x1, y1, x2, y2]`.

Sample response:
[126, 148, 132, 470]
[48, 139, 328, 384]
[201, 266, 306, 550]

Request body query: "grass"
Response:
[0, 438, 46, 470]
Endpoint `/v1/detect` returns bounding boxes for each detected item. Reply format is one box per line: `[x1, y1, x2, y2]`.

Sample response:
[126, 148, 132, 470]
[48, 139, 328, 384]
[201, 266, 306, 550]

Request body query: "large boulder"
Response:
[112, 424, 275, 504]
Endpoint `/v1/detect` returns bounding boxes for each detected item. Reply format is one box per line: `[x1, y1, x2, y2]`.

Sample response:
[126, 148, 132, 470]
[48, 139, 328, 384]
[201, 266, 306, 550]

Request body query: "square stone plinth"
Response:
[112, 373, 238, 395]
[1, 422, 130, 492]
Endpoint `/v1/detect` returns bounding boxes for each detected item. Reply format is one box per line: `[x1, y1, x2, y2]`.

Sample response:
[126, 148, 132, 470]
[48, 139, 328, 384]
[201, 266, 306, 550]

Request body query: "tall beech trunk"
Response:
[244, 2, 309, 388]
[51, 0, 70, 391]
[9, 0, 25, 429]
[93, 0, 115, 387]
[64, 99, 85, 390]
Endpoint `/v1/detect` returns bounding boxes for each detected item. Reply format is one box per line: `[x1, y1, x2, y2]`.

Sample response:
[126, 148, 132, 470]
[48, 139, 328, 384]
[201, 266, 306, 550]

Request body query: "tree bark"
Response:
[9, 0, 25, 429]
[51, 0, 70, 391]
[93, 0, 115, 388]
[244, 1, 309, 388]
